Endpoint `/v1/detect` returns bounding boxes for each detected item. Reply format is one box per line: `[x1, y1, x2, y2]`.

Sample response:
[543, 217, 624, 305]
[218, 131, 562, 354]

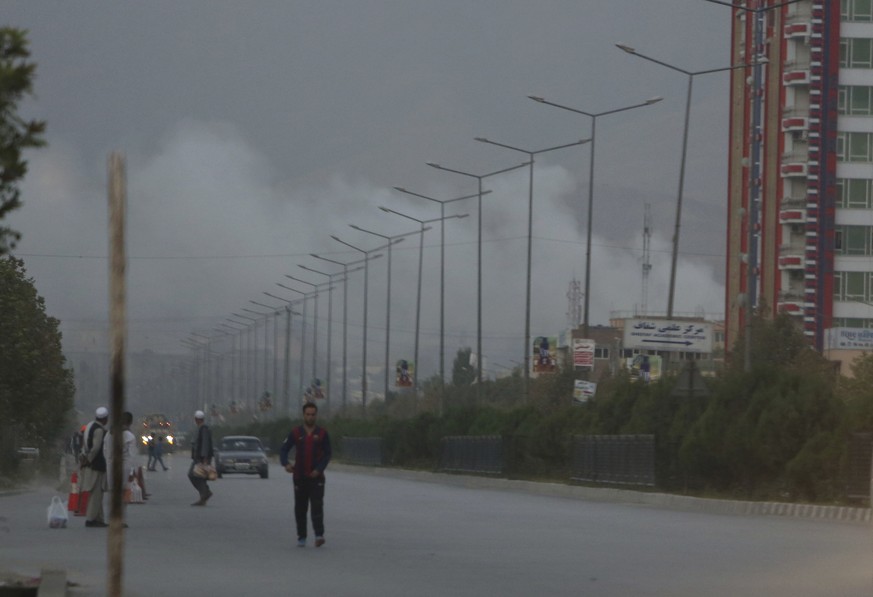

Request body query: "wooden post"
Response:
[107, 152, 127, 597]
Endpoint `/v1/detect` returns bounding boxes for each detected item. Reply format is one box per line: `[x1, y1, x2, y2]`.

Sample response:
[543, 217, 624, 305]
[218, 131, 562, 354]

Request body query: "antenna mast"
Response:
[641, 203, 652, 315]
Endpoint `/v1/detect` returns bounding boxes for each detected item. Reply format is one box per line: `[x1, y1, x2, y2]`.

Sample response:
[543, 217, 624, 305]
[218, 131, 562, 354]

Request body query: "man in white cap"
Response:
[188, 410, 214, 506]
[80, 407, 109, 527]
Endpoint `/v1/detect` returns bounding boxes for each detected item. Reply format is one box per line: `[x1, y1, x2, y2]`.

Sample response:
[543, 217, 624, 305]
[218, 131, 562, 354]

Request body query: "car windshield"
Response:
[221, 439, 260, 451]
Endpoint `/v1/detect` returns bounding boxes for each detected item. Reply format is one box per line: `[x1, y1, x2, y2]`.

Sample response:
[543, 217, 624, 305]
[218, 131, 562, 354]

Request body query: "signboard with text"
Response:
[826, 327, 873, 350]
[623, 319, 713, 353]
[573, 380, 596, 403]
[573, 338, 595, 369]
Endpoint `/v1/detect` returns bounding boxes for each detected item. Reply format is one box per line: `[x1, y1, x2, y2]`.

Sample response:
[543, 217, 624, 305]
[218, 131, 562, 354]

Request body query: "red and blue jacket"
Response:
[279, 425, 332, 480]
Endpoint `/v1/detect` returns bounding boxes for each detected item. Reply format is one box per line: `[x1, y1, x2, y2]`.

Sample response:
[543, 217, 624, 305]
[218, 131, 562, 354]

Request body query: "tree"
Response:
[0, 27, 46, 255]
[0, 257, 74, 471]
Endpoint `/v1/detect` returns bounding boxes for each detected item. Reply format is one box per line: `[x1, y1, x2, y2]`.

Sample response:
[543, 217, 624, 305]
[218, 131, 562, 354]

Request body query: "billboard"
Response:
[395, 359, 414, 387]
[573, 338, 595, 369]
[627, 354, 662, 383]
[624, 319, 713, 353]
[532, 336, 558, 374]
[825, 327, 873, 350]
[573, 380, 596, 403]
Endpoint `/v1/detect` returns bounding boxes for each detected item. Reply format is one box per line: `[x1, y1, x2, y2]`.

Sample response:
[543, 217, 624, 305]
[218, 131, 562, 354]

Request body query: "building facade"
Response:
[725, 0, 861, 353]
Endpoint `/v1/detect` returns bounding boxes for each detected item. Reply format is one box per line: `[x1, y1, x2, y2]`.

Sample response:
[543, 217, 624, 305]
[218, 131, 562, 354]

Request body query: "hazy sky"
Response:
[6, 1, 733, 380]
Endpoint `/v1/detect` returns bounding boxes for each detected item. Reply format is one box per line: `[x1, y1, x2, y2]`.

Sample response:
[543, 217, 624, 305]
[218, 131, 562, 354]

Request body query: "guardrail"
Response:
[341, 437, 384, 466]
[440, 435, 503, 474]
[571, 434, 655, 487]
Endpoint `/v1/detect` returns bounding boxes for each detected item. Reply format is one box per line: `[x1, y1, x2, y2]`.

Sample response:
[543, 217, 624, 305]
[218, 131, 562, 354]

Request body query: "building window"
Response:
[836, 225, 873, 255]
[837, 132, 873, 161]
[839, 85, 873, 115]
[833, 317, 873, 329]
[835, 270, 868, 301]
[843, 0, 873, 22]
[841, 38, 873, 68]
[594, 347, 609, 359]
[837, 178, 873, 208]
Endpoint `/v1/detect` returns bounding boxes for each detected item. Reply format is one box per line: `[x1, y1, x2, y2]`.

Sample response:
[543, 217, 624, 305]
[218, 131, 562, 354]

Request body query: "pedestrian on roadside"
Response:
[146, 437, 156, 471]
[188, 410, 214, 506]
[153, 435, 169, 471]
[80, 406, 109, 528]
[102, 410, 136, 525]
[280, 401, 332, 548]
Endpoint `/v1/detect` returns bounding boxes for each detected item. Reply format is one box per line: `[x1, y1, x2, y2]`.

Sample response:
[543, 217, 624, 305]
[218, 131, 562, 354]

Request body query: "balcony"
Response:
[779, 208, 806, 224]
[783, 69, 811, 86]
[777, 300, 804, 315]
[781, 116, 809, 132]
[780, 162, 808, 177]
[784, 22, 811, 39]
[778, 254, 805, 270]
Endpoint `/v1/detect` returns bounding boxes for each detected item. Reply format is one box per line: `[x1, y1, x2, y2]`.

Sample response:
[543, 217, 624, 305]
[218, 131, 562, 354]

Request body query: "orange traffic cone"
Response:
[67, 470, 79, 513]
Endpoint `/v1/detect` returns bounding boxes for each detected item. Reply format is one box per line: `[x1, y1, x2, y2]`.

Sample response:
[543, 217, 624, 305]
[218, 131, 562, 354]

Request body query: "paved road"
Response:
[1, 454, 872, 596]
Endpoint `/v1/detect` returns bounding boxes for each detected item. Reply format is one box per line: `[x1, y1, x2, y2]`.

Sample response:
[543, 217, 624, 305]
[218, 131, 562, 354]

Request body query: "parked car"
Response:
[214, 436, 269, 479]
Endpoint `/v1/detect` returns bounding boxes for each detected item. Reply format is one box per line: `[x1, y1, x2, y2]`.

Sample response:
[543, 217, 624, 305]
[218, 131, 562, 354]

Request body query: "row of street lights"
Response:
[185, 2, 781, 412]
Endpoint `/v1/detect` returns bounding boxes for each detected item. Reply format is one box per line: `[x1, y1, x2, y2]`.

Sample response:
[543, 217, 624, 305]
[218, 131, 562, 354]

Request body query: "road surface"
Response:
[1, 454, 871, 596]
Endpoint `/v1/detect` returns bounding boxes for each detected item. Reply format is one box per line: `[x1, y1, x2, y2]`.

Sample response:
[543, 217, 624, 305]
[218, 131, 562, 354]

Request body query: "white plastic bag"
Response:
[47, 495, 68, 529]
[128, 479, 143, 504]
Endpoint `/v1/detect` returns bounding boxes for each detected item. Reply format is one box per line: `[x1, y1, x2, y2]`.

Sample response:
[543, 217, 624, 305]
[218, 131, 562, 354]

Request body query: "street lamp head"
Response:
[616, 43, 636, 54]
[528, 95, 545, 103]
[392, 186, 406, 192]
[425, 162, 440, 168]
[646, 96, 664, 105]
[474, 137, 489, 143]
[378, 206, 391, 214]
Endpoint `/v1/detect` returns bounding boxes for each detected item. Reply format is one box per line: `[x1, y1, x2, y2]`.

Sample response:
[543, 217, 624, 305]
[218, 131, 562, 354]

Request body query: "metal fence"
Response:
[571, 434, 656, 487]
[341, 437, 384, 466]
[846, 432, 872, 499]
[440, 435, 504, 475]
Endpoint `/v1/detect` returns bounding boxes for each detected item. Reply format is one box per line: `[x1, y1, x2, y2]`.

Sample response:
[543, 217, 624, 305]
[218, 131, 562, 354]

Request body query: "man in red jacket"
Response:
[280, 402, 332, 548]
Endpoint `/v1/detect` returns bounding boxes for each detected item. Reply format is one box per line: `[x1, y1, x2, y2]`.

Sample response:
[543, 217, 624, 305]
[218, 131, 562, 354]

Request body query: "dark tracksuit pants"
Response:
[294, 476, 325, 539]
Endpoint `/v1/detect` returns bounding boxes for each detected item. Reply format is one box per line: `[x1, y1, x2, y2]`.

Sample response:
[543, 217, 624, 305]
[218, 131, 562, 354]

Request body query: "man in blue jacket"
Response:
[280, 401, 332, 548]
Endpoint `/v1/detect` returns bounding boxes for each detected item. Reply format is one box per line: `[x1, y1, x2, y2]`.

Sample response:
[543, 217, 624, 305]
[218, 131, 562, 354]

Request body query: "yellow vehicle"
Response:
[139, 413, 176, 453]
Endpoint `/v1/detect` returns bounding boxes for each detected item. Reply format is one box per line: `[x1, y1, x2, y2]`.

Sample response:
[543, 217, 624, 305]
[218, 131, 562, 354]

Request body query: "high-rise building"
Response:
[726, 0, 852, 353]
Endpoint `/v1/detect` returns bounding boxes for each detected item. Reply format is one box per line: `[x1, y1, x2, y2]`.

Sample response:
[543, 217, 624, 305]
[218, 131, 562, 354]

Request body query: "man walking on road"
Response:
[188, 410, 214, 506]
[80, 406, 109, 527]
[280, 401, 332, 548]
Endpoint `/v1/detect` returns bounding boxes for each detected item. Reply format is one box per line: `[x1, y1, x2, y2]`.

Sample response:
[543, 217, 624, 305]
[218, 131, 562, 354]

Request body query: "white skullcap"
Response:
[194, 410, 205, 419]
[95, 407, 109, 418]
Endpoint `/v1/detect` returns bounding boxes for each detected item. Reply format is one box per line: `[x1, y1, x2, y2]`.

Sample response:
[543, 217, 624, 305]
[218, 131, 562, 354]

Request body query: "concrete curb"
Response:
[332, 463, 872, 525]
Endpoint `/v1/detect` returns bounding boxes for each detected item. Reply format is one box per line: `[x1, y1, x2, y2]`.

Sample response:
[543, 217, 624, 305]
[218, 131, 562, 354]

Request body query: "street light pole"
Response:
[311, 253, 383, 414]
[251, 300, 285, 410]
[347, 224, 422, 403]
[377, 207, 467, 409]
[616, 44, 753, 320]
[286, 275, 333, 388]
[330, 235, 393, 416]
[391, 187, 487, 413]
[474, 136, 590, 400]
[276, 283, 313, 402]
[231, 312, 259, 406]
[242, 307, 272, 400]
[264, 291, 303, 415]
[298, 263, 364, 415]
[528, 95, 662, 340]
[426, 160, 531, 394]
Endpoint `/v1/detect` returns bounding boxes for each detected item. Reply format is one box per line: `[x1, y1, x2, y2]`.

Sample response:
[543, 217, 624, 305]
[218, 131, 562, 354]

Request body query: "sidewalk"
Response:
[333, 462, 873, 525]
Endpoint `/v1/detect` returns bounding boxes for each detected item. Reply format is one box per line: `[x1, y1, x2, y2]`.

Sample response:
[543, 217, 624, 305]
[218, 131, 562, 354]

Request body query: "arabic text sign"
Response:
[573, 338, 595, 369]
[826, 327, 873, 350]
[623, 319, 713, 353]
[573, 380, 596, 403]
